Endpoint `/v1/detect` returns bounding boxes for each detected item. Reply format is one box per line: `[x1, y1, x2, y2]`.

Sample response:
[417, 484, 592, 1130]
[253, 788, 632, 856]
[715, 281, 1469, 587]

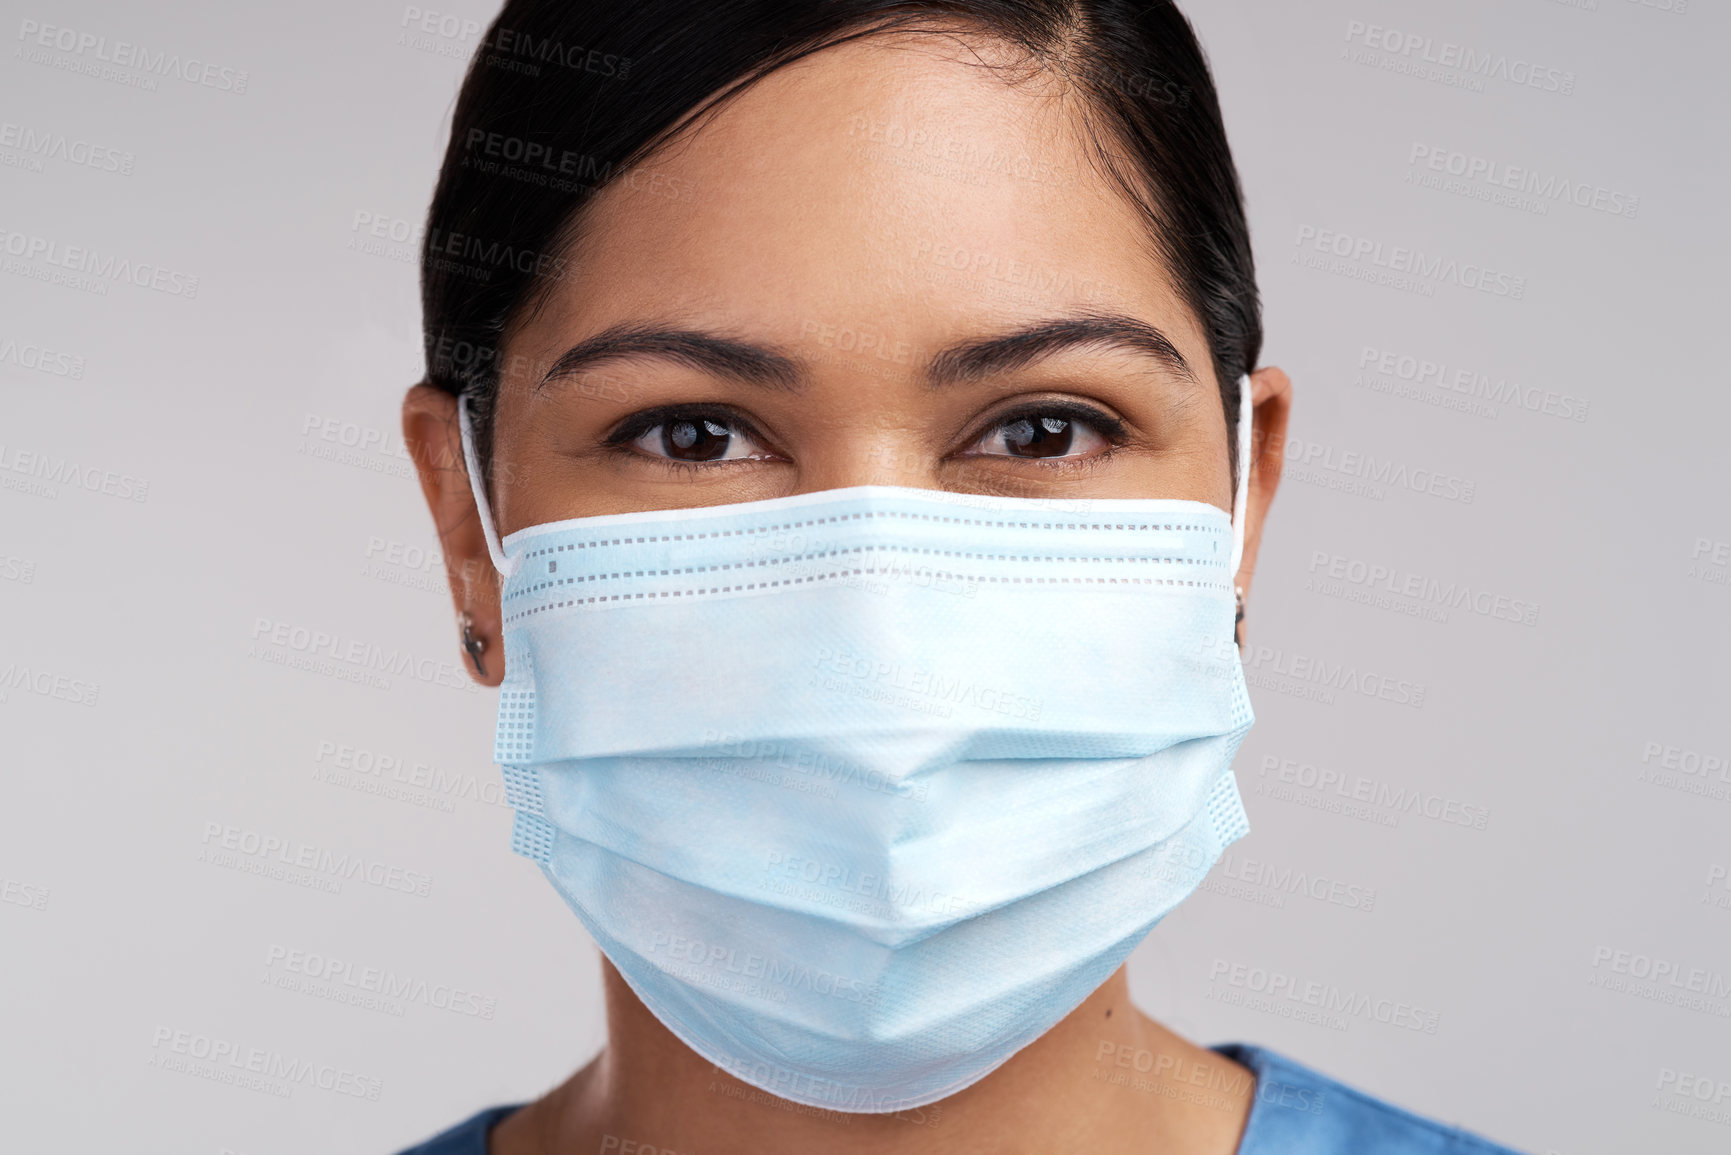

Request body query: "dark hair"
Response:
[421, 0, 1260, 489]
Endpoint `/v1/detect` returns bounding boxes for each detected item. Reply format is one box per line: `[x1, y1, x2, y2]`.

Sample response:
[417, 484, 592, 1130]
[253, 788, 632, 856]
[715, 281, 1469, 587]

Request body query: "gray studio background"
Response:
[2, 0, 1727, 1152]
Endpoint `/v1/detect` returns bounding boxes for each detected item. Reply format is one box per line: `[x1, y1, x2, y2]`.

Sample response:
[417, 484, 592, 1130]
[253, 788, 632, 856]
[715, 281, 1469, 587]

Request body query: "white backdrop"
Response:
[2, 1, 1727, 1153]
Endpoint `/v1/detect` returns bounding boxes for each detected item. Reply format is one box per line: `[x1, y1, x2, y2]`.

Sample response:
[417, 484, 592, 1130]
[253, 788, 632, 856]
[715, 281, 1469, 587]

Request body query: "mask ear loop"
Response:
[458, 394, 522, 581]
[1229, 374, 1253, 644]
[1229, 373, 1253, 579]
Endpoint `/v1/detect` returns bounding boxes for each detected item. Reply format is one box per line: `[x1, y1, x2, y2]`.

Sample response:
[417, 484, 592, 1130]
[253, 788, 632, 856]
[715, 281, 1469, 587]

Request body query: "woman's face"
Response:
[408, 32, 1288, 674]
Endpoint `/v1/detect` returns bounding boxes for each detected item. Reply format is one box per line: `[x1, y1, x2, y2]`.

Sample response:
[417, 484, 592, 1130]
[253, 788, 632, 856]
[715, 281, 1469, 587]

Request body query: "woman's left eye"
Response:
[966, 411, 1113, 460]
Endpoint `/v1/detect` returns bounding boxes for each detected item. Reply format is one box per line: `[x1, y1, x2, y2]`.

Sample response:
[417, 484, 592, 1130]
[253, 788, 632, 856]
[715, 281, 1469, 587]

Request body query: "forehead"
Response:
[525, 32, 1200, 362]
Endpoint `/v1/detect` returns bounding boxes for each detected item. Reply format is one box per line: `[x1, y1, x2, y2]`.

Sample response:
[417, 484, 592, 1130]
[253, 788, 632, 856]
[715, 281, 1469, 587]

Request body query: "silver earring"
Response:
[459, 611, 487, 676]
[1234, 585, 1245, 647]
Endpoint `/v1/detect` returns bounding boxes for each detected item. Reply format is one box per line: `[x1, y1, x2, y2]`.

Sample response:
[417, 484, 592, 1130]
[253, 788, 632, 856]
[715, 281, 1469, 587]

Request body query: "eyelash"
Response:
[602, 399, 1129, 473]
[972, 401, 1128, 452]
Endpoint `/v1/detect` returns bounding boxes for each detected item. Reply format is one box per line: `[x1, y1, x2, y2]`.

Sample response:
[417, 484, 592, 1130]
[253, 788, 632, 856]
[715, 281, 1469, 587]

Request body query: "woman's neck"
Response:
[491, 960, 1254, 1155]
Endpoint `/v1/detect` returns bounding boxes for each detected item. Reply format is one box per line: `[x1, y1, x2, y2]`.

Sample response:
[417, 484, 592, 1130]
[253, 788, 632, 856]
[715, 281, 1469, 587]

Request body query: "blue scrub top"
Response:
[392, 1043, 1528, 1154]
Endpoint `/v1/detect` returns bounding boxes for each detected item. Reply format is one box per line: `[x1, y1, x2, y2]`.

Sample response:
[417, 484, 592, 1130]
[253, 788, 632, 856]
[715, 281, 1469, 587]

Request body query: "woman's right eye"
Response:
[623, 412, 775, 463]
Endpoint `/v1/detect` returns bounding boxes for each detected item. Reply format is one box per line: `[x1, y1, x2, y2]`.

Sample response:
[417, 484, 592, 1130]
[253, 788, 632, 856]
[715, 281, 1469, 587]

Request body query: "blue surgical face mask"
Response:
[457, 378, 1256, 1114]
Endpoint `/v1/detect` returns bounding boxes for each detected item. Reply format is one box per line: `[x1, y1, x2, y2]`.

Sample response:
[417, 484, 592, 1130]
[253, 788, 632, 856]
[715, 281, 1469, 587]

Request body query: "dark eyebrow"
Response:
[925, 311, 1196, 389]
[536, 311, 1195, 394]
[538, 322, 803, 392]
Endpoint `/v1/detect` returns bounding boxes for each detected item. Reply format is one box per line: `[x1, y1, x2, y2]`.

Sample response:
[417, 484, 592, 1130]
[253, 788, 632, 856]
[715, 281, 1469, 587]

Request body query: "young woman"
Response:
[395, 2, 1525, 1152]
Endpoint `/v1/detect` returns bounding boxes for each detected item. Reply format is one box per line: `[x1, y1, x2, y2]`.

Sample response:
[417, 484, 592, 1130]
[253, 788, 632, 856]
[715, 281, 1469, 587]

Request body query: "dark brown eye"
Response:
[666, 417, 729, 460]
[971, 412, 1109, 460]
[628, 414, 770, 462]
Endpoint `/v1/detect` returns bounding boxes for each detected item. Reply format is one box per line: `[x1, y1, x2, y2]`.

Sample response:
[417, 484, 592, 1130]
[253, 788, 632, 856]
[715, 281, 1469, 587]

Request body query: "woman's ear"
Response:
[1234, 366, 1292, 643]
[402, 383, 506, 687]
